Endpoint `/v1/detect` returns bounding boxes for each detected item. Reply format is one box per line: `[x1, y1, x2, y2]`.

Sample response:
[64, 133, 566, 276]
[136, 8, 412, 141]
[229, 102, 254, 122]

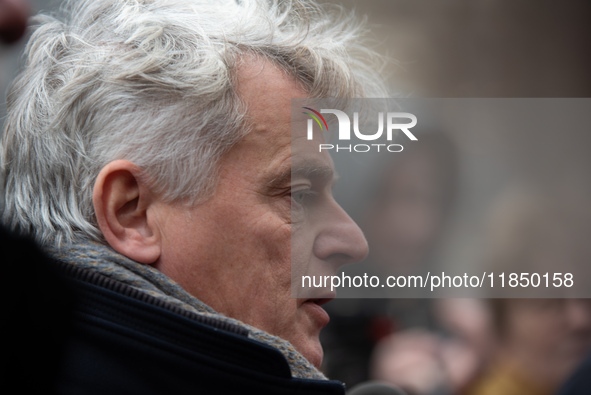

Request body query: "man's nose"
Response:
[313, 200, 369, 267]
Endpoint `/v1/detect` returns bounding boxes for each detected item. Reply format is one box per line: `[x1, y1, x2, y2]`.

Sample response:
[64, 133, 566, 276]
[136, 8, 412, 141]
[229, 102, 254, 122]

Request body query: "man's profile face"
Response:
[151, 59, 368, 367]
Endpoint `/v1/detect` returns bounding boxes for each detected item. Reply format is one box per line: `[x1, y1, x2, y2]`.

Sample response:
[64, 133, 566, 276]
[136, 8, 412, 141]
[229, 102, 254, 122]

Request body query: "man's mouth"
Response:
[307, 297, 333, 306]
[302, 295, 335, 327]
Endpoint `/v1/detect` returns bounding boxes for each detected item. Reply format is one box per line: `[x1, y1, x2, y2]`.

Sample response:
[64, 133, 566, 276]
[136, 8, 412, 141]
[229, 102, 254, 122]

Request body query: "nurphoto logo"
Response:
[303, 107, 418, 153]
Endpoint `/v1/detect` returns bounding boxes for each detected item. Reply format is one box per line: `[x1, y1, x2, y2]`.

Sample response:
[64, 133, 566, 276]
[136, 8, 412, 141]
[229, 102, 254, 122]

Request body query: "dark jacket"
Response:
[1, 227, 344, 394]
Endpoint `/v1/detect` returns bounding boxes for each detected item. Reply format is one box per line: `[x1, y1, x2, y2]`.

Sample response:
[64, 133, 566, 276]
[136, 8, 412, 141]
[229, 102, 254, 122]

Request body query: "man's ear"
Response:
[93, 160, 161, 264]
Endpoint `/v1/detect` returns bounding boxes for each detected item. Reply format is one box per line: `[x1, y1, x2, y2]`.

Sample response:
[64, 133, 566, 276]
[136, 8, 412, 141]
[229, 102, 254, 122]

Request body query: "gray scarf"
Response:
[46, 241, 328, 381]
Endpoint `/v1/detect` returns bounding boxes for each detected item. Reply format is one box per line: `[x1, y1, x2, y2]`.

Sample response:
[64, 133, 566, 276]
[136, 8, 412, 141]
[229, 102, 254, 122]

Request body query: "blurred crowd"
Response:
[318, 2, 591, 394]
[322, 129, 591, 395]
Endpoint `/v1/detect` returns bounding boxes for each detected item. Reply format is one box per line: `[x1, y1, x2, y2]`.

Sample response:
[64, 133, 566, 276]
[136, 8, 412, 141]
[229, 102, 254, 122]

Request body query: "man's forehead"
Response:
[236, 57, 306, 127]
[230, 58, 308, 163]
[231, 57, 337, 186]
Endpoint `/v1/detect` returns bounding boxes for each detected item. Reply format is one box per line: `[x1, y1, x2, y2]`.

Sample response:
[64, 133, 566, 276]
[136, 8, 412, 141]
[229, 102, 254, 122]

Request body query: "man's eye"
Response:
[291, 190, 315, 206]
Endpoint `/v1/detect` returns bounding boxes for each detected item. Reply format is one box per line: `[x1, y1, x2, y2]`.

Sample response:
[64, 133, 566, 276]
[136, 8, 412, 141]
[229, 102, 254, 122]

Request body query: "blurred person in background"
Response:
[363, 134, 488, 395]
[363, 131, 458, 281]
[371, 298, 492, 395]
[467, 298, 591, 395]
[462, 188, 591, 395]
[370, 186, 591, 395]
[0, 0, 28, 44]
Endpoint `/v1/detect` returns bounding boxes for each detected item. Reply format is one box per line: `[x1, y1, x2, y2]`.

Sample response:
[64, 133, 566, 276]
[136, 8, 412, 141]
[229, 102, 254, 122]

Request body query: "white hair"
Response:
[1, 0, 387, 245]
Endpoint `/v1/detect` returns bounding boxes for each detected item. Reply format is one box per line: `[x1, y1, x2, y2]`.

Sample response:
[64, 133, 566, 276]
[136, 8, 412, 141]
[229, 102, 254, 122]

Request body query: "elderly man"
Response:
[1, 0, 383, 392]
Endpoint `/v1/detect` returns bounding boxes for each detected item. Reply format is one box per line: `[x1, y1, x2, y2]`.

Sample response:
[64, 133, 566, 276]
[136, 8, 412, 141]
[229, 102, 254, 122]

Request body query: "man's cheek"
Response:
[252, 221, 291, 258]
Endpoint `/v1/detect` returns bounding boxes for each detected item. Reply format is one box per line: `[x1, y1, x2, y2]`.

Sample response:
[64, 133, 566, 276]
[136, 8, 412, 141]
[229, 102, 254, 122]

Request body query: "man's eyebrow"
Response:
[266, 162, 337, 189]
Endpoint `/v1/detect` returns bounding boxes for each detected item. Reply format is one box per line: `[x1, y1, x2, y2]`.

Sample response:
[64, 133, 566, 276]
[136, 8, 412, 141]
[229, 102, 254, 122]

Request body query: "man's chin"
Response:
[295, 336, 324, 368]
[291, 300, 333, 368]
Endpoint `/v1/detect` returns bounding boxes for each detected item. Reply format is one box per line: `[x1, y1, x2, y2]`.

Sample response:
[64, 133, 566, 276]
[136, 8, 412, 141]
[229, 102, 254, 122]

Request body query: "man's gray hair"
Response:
[1, 0, 387, 245]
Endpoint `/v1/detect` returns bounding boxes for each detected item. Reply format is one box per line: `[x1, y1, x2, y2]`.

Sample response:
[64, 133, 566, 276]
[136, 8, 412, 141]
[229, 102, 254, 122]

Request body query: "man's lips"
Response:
[302, 296, 335, 328]
[308, 297, 333, 306]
